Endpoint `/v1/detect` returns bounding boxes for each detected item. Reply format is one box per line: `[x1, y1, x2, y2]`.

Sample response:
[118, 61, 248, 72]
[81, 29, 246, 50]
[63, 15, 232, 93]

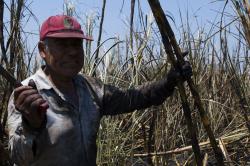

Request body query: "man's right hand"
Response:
[14, 80, 48, 129]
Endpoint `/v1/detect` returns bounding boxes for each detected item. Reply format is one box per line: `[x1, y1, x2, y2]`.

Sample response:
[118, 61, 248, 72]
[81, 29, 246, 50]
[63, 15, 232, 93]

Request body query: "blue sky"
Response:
[20, 0, 233, 43]
[1, 0, 237, 55]
[2, 0, 239, 72]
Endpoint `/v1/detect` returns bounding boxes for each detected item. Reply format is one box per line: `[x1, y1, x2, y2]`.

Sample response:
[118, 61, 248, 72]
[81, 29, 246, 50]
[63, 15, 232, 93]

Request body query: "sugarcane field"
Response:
[0, 0, 250, 165]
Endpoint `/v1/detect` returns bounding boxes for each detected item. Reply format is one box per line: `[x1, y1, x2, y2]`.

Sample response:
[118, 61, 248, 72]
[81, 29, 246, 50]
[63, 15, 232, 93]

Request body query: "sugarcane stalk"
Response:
[147, 1, 203, 165]
[147, 0, 225, 165]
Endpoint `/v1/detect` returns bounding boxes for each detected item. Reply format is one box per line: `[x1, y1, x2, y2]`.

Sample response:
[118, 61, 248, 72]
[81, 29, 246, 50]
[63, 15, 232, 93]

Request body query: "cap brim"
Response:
[46, 32, 93, 41]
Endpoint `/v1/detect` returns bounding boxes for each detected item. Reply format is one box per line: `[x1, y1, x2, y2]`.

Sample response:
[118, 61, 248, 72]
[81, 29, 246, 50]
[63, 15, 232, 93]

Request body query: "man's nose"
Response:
[65, 47, 82, 56]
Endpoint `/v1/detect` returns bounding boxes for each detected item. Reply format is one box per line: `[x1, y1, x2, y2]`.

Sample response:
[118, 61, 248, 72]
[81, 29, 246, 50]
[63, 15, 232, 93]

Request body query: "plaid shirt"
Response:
[7, 67, 175, 166]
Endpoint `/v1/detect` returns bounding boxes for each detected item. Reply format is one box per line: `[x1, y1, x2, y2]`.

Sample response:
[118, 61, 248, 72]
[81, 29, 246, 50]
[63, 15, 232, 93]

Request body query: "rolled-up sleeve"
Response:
[7, 93, 36, 166]
[102, 76, 176, 115]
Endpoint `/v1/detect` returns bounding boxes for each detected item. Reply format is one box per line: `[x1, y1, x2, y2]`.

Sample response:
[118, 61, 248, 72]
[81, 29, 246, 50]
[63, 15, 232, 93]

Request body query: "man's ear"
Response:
[38, 41, 47, 59]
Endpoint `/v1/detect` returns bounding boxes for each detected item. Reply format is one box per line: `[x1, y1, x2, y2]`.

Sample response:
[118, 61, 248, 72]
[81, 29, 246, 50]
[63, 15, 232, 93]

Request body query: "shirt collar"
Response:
[33, 66, 54, 91]
[33, 66, 86, 101]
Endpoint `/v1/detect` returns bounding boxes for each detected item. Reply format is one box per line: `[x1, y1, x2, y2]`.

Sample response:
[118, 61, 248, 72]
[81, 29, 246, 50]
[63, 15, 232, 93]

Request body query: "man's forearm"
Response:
[102, 75, 176, 115]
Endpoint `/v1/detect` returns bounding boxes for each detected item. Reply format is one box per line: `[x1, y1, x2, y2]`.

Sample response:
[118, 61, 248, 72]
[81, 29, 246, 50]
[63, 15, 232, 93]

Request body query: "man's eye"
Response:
[54, 42, 65, 47]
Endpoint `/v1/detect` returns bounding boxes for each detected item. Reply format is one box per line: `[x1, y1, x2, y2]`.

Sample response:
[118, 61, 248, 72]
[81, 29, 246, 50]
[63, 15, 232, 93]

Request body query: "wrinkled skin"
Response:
[14, 82, 48, 128]
[14, 38, 84, 128]
[40, 38, 84, 79]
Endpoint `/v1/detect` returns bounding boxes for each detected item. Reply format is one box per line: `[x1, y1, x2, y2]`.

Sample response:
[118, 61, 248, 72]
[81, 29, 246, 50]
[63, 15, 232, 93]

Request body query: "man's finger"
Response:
[40, 101, 49, 110]
[30, 98, 45, 110]
[14, 86, 33, 100]
[22, 94, 42, 110]
[15, 89, 38, 108]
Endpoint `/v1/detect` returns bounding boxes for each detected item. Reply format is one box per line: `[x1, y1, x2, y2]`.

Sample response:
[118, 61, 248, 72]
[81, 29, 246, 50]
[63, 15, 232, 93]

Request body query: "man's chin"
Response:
[63, 72, 78, 78]
[62, 70, 80, 78]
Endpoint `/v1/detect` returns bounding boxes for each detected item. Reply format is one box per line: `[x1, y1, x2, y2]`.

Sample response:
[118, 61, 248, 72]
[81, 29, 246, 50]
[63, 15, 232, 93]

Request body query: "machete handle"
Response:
[28, 79, 48, 113]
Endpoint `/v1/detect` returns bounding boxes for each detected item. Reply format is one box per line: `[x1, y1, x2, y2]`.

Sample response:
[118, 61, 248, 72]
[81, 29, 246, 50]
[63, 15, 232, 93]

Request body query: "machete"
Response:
[0, 65, 21, 87]
[0, 64, 47, 112]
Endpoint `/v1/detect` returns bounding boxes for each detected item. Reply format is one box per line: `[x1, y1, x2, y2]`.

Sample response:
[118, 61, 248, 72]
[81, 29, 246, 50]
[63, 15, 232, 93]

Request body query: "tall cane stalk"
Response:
[147, 0, 225, 165]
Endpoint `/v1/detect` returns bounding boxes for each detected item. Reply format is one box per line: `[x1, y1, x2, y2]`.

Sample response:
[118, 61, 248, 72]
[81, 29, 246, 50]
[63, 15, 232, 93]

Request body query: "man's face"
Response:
[39, 38, 84, 78]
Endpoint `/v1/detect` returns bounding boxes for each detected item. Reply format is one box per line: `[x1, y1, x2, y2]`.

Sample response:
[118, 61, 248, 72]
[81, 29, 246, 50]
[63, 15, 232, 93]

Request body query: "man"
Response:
[7, 15, 192, 166]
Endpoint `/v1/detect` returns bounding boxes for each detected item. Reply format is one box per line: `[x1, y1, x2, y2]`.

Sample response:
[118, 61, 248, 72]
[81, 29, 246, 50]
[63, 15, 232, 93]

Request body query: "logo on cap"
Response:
[64, 17, 74, 29]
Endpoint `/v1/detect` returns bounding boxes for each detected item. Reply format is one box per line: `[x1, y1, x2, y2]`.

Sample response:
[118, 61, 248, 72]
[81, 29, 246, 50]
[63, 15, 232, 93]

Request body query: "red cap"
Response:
[40, 15, 93, 41]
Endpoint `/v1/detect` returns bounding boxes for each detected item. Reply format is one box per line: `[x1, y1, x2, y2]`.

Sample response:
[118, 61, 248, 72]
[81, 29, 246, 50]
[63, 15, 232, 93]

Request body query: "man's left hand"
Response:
[167, 61, 193, 83]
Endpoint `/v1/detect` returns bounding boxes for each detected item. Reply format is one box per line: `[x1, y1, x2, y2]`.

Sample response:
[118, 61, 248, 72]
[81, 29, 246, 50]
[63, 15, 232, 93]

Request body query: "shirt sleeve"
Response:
[7, 93, 37, 165]
[102, 76, 176, 115]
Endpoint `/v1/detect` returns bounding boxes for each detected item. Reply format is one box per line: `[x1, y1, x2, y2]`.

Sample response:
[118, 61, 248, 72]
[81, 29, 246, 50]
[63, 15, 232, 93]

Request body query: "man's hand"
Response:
[167, 61, 193, 84]
[165, 51, 193, 83]
[14, 79, 48, 129]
